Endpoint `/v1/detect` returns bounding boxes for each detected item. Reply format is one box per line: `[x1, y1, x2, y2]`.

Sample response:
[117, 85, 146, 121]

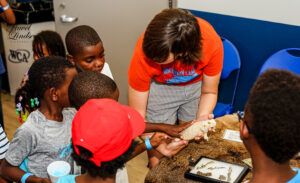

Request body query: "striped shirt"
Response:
[0, 125, 9, 159]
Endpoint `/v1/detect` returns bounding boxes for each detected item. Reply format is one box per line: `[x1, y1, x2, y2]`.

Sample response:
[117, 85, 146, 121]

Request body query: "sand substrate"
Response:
[145, 114, 300, 183]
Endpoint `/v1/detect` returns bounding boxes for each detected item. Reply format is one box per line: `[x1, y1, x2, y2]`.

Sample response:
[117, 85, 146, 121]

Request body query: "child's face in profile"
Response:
[57, 68, 78, 107]
[33, 43, 50, 61]
[72, 42, 105, 72]
[112, 87, 120, 101]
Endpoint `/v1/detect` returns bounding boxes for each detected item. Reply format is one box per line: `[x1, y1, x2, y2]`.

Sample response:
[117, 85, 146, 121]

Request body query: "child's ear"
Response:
[67, 54, 75, 65]
[239, 121, 250, 140]
[49, 88, 58, 102]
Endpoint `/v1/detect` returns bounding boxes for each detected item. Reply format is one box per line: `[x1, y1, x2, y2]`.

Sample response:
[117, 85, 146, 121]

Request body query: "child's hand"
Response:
[20, 77, 26, 87]
[29, 176, 51, 183]
[162, 122, 192, 137]
[149, 132, 170, 148]
[156, 139, 188, 157]
[32, 177, 51, 183]
[40, 178, 51, 183]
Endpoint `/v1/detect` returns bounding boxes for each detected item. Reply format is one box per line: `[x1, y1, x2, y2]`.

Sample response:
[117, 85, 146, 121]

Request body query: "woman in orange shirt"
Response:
[128, 8, 223, 167]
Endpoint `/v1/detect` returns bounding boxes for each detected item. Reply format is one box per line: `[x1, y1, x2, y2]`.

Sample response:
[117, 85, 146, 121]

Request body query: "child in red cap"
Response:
[67, 71, 168, 182]
[57, 98, 145, 183]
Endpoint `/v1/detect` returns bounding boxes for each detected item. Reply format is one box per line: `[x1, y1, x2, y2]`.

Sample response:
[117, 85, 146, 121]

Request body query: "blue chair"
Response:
[259, 48, 300, 75]
[213, 38, 241, 118]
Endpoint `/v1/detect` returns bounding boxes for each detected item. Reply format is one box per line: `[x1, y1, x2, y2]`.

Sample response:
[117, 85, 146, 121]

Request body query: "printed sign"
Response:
[6, 24, 33, 40]
[8, 49, 30, 63]
[1, 21, 55, 95]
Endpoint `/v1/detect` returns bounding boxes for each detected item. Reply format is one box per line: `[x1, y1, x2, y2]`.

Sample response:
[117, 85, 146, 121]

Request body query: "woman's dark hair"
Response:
[32, 30, 66, 58]
[72, 140, 138, 178]
[15, 56, 74, 114]
[247, 69, 300, 163]
[143, 8, 202, 65]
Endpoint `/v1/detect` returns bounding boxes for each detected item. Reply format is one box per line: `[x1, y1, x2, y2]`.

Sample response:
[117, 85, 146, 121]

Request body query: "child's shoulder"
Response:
[12, 113, 41, 141]
[63, 108, 76, 119]
[17, 110, 45, 132]
[101, 62, 114, 80]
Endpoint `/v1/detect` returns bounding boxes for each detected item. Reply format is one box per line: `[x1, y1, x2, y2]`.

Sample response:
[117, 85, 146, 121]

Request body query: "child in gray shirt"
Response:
[0, 56, 77, 182]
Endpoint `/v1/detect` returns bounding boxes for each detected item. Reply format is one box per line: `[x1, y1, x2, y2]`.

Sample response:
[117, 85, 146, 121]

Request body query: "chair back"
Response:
[220, 38, 241, 106]
[221, 38, 241, 79]
[259, 48, 300, 75]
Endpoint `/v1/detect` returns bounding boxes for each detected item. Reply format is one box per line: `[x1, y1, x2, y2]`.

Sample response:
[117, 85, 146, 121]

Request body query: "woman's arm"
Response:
[0, 0, 15, 24]
[128, 85, 148, 119]
[196, 73, 221, 121]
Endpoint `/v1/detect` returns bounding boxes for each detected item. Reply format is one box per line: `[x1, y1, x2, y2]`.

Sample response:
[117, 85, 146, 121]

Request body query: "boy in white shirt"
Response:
[65, 25, 113, 80]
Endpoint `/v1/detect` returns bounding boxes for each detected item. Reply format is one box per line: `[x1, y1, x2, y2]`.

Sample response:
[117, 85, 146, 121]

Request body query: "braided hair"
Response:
[32, 30, 66, 59]
[15, 56, 74, 122]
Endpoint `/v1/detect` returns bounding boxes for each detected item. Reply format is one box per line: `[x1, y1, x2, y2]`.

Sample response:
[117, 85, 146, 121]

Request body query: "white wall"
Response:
[178, 0, 300, 26]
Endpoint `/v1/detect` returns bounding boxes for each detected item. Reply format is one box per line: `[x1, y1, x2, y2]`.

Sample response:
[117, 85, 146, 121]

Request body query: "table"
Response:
[145, 114, 300, 183]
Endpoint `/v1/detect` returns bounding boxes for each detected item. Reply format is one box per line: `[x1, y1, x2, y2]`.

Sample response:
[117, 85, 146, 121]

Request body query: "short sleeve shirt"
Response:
[128, 17, 223, 92]
[5, 109, 75, 178]
[101, 62, 114, 80]
[0, 124, 9, 159]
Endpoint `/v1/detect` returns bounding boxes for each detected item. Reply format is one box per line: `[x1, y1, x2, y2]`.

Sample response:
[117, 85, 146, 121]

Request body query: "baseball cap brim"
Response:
[122, 105, 145, 139]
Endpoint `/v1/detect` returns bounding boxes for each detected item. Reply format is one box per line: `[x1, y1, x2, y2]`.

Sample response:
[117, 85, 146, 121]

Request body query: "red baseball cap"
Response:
[72, 98, 145, 167]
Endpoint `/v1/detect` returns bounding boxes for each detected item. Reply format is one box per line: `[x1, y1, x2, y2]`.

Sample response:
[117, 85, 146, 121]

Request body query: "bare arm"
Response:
[0, 159, 10, 183]
[196, 73, 221, 121]
[128, 85, 148, 119]
[128, 86, 191, 137]
[0, 159, 50, 183]
[130, 132, 168, 159]
[128, 86, 165, 132]
[0, 0, 15, 24]
[145, 122, 192, 137]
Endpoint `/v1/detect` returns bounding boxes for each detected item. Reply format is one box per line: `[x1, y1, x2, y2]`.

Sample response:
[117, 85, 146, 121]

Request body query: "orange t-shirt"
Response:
[128, 17, 223, 92]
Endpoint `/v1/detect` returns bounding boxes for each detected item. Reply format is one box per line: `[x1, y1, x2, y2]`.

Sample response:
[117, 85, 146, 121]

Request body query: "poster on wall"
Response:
[1, 21, 55, 95]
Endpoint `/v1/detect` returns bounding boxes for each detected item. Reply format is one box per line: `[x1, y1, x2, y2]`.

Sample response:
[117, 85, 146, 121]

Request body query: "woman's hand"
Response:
[194, 114, 214, 140]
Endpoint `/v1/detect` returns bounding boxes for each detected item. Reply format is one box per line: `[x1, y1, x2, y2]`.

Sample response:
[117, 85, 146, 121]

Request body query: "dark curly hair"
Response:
[32, 30, 66, 58]
[68, 71, 118, 110]
[247, 69, 300, 163]
[72, 140, 138, 178]
[65, 25, 102, 56]
[15, 56, 75, 114]
[143, 8, 202, 65]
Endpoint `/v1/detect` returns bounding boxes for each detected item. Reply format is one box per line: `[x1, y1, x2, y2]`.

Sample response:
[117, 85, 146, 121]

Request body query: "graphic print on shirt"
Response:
[162, 66, 199, 84]
[57, 143, 72, 159]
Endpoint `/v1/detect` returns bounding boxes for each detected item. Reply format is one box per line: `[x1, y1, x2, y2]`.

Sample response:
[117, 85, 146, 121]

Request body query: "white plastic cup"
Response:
[47, 161, 71, 183]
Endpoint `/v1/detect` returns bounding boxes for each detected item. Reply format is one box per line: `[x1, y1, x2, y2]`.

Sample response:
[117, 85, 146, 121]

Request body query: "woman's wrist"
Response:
[196, 113, 214, 121]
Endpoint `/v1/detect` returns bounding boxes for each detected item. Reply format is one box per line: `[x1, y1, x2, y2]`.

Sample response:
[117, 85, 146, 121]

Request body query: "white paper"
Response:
[222, 129, 242, 143]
